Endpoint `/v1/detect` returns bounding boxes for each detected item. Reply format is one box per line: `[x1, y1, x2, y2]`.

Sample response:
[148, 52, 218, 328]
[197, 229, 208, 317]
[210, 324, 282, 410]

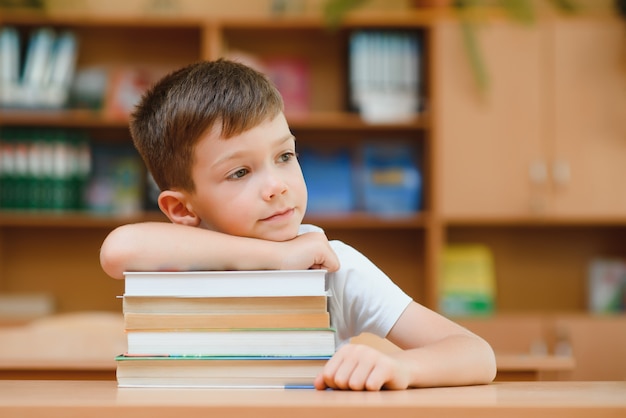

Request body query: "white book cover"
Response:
[126, 328, 336, 357]
[0, 27, 21, 106]
[0, 27, 20, 85]
[123, 269, 327, 297]
[22, 27, 55, 88]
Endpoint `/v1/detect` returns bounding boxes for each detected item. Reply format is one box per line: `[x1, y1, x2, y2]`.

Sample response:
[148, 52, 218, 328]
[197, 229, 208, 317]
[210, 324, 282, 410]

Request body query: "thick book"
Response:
[122, 295, 328, 314]
[115, 354, 330, 388]
[123, 270, 327, 297]
[126, 328, 336, 357]
[124, 312, 330, 330]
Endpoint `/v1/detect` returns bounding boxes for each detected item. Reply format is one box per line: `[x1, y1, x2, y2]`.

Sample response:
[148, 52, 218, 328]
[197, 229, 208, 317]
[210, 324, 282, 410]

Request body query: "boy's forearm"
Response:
[100, 222, 283, 279]
[393, 334, 497, 388]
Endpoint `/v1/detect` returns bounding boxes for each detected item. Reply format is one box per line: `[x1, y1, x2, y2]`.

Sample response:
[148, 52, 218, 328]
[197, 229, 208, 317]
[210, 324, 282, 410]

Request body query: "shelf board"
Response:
[0, 211, 167, 228]
[0, 11, 205, 28]
[288, 112, 430, 131]
[0, 109, 128, 129]
[444, 215, 626, 227]
[0, 110, 429, 131]
[305, 212, 428, 229]
[0, 9, 449, 30]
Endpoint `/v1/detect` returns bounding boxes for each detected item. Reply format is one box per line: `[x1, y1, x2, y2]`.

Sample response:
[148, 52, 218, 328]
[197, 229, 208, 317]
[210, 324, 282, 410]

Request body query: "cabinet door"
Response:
[435, 21, 546, 218]
[551, 19, 626, 217]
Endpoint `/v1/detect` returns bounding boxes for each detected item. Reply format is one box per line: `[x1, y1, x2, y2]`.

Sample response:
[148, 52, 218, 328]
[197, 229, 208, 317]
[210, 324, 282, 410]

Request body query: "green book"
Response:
[440, 244, 496, 316]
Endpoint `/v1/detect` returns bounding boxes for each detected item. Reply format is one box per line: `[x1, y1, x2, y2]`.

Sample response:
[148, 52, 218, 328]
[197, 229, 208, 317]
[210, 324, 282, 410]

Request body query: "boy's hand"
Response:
[278, 232, 340, 272]
[314, 344, 410, 391]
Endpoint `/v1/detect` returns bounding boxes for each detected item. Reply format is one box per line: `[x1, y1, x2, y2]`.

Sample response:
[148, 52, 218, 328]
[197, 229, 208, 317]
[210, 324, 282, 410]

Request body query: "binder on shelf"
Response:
[21, 27, 56, 106]
[358, 140, 422, 217]
[588, 258, 626, 313]
[299, 146, 355, 214]
[87, 142, 143, 215]
[0, 127, 92, 211]
[263, 57, 310, 116]
[44, 31, 79, 107]
[348, 30, 422, 123]
[0, 26, 21, 107]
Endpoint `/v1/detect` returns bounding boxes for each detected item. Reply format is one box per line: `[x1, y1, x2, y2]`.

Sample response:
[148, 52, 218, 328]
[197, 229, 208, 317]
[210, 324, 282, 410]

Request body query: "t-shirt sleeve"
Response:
[327, 240, 413, 347]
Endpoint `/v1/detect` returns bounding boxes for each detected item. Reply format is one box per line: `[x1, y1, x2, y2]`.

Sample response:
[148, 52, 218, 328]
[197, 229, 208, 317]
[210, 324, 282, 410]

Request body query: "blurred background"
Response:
[0, 0, 624, 381]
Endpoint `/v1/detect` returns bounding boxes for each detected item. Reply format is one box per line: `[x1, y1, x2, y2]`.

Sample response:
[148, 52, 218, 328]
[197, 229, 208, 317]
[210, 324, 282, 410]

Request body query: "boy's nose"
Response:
[262, 173, 288, 201]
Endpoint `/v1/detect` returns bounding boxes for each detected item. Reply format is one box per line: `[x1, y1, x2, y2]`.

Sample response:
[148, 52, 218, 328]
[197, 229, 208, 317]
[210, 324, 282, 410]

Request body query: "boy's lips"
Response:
[260, 208, 295, 222]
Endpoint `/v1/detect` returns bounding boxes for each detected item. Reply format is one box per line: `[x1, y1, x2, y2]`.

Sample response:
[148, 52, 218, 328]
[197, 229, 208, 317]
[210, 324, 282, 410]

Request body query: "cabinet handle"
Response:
[529, 160, 548, 214]
[552, 159, 571, 187]
[529, 160, 548, 184]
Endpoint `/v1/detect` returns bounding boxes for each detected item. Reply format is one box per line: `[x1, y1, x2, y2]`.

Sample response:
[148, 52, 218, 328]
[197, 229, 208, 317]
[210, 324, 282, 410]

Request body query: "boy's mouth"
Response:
[260, 208, 294, 222]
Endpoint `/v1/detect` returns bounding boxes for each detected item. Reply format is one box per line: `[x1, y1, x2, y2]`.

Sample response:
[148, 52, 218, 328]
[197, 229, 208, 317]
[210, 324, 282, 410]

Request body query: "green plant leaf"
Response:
[323, 0, 369, 28]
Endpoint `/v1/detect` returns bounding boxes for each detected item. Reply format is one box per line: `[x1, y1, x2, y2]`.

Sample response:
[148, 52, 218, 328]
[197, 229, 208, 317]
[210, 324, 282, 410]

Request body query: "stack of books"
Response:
[116, 269, 335, 388]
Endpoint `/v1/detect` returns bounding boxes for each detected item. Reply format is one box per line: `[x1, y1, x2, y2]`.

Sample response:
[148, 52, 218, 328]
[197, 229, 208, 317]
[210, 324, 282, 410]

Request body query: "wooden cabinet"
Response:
[435, 20, 546, 218]
[437, 17, 626, 219]
[551, 19, 626, 217]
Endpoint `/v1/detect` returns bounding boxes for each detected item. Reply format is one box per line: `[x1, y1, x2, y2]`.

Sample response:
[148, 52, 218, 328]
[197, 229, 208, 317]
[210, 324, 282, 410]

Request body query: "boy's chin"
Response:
[254, 225, 301, 242]
[258, 230, 299, 242]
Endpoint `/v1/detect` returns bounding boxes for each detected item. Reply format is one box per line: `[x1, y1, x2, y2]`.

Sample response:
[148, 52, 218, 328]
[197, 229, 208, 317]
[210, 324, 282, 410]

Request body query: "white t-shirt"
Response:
[299, 224, 413, 348]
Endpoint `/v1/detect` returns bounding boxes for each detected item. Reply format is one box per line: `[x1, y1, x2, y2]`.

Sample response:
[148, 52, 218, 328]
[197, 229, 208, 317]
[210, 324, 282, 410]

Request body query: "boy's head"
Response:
[130, 59, 284, 193]
[130, 59, 307, 242]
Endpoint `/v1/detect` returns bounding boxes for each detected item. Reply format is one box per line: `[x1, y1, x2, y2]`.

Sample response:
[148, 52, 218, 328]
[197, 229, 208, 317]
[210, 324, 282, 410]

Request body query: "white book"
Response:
[123, 270, 328, 297]
[45, 31, 78, 88]
[125, 328, 336, 357]
[22, 27, 55, 88]
[0, 27, 20, 106]
[43, 30, 78, 107]
[0, 27, 20, 85]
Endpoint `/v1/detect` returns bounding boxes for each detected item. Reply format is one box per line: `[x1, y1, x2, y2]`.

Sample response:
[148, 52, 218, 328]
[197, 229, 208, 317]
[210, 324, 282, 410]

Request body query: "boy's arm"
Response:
[315, 301, 497, 390]
[100, 222, 340, 279]
[386, 302, 496, 387]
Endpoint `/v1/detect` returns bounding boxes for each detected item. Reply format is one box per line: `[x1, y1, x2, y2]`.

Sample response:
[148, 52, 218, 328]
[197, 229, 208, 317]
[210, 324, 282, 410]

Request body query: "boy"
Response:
[100, 59, 496, 391]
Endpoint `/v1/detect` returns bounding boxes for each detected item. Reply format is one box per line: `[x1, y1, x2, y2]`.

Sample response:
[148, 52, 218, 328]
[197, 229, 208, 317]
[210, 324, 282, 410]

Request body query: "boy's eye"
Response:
[228, 168, 248, 179]
[279, 152, 295, 163]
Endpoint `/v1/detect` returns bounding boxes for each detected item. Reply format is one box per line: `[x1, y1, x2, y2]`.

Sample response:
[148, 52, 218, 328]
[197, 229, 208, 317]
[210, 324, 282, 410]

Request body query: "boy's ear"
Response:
[158, 190, 201, 227]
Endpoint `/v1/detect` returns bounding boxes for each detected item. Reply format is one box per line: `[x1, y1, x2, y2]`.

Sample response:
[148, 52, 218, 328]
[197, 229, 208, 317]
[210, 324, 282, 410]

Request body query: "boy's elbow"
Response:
[100, 226, 135, 280]
[478, 337, 498, 384]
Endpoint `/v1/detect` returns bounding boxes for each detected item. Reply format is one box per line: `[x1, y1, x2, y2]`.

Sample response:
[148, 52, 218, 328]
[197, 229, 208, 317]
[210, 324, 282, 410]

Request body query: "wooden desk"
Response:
[0, 380, 624, 418]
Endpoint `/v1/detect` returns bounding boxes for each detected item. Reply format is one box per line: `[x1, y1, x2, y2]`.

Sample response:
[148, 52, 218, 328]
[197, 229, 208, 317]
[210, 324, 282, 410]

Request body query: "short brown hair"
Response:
[129, 59, 284, 192]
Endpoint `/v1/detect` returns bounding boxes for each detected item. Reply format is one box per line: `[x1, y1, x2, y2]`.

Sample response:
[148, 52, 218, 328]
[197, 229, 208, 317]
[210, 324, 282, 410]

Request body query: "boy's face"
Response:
[186, 112, 307, 242]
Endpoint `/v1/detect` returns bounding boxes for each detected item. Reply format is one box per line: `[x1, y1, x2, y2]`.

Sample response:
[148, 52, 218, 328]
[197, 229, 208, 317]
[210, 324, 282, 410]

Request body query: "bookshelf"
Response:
[1, 8, 625, 317]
